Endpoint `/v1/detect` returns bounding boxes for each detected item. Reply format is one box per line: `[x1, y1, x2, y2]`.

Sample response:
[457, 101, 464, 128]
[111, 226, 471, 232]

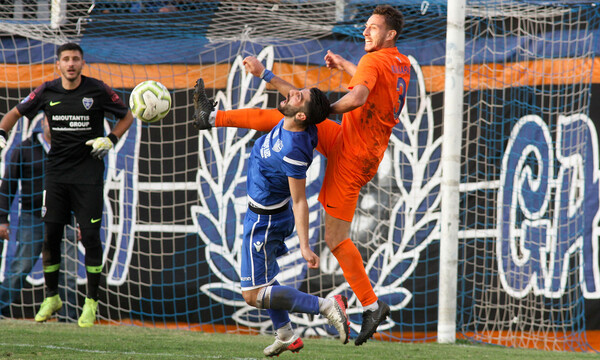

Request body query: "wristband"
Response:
[107, 133, 118, 144]
[0, 129, 7, 138]
[261, 69, 275, 83]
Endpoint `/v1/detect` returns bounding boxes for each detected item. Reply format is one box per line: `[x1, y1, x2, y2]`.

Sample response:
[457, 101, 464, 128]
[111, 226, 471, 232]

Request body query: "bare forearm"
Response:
[111, 110, 134, 139]
[268, 75, 297, 98]
[0, 107, 22, 133]
[243, 56, 297, 97]
[292, 200, 310, 250]
[339, 60, 357, 77]
[325, 50, 357, 77]
[330, 96, 362, 114]
[330, 84, 369, 114]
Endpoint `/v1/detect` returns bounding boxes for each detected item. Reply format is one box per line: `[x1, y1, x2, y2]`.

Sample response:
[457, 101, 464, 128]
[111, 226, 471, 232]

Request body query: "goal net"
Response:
[458, 0, 600, 351]
[0, 0, 598, 352]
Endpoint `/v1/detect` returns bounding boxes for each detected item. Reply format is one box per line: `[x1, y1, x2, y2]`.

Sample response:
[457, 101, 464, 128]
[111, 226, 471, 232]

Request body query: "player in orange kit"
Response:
[193, 4, 409, 346]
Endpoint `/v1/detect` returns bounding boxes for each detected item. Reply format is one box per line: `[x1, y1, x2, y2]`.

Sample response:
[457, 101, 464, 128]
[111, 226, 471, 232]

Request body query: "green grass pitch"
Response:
[0, 319, 597, 359]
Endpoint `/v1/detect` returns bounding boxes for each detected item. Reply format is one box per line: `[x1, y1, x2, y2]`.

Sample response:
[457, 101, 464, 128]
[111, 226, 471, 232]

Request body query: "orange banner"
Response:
[1, 58, 598, 93]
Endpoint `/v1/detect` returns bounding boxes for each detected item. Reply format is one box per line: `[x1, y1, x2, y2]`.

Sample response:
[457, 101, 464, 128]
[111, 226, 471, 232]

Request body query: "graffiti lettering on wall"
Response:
[498, 114, 600, 299]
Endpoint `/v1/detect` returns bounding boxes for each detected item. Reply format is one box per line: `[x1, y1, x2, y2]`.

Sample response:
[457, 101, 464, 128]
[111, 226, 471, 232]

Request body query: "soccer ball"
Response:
[129, 80, 172, 123]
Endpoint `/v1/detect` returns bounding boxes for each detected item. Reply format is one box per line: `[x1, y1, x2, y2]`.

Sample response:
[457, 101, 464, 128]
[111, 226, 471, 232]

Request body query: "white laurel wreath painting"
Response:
[191, 47, 441, 336]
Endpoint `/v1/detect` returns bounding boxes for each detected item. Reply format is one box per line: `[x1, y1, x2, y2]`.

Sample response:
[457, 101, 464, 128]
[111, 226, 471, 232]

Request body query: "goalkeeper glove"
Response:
[85, 134, 118, 159]
[0, 129, 7, 149]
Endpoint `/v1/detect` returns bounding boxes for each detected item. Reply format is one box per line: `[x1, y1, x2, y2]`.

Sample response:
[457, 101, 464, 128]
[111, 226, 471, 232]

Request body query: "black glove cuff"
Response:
[0, 129, 7, 138]
[107, 133, 118, 144]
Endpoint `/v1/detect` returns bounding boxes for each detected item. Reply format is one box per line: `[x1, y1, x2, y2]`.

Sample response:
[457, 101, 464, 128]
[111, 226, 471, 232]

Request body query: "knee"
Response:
[324, 232, 344, 250]
[242, 290, 258, 307]
[323, 214, 351, 250]
[44, 222, 65, 243]
[79, 228, 102, 265]
[79, 228, 101, 249]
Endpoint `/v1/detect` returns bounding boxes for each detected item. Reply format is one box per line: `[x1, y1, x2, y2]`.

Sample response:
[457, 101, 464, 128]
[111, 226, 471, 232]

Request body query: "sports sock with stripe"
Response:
[42, 263, 60, 297]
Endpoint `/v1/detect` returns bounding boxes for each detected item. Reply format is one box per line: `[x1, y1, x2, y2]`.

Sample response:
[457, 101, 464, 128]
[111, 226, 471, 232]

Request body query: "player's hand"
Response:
[0, 223, 9, 240]
[324, 50, 345, 71]
[85, 137, 114, 159]
[0, 129, 8, 149]
[301, 247, 320, 269]
[242, 56, 266, 78]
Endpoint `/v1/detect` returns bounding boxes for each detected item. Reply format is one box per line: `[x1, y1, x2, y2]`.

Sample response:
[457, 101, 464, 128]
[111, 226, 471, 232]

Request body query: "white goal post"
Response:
[438, 0, 466, 344]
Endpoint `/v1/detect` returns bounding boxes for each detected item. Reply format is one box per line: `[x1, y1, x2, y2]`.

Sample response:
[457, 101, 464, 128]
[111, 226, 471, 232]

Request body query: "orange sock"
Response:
[215, 108, 282, 131]
[331, 238, 377, 307]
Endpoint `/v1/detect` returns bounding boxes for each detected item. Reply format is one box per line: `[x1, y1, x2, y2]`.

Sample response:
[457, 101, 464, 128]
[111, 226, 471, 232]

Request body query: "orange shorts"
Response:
[316, 120, 372, 222]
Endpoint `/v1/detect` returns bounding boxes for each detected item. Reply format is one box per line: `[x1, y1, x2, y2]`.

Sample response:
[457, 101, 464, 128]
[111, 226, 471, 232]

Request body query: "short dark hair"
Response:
[303, 88, 330, 126]
[373, 5, 404, 40]
[56, 42, 84, 58]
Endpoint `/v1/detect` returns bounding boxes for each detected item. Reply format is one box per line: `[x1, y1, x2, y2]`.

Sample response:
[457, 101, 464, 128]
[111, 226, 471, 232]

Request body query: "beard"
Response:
[61, 68, 82, 82]
[277, 101, 301, 118]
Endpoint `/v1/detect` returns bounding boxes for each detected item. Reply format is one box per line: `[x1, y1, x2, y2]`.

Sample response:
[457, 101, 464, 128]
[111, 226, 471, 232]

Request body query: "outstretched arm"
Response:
[212, 58, 284, 131]
[324, 50, 368, 114]
[324, 50, 357, 77]
[243, 56, 298, 97]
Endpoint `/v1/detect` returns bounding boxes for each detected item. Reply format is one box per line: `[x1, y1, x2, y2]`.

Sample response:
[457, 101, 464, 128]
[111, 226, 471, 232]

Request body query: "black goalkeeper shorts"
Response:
[42, 181, 104, 229]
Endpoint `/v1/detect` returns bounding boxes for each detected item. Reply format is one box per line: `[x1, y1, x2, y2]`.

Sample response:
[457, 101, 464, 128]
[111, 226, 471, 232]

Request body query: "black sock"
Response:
[86, 271, 101, 301]
[44, 269, 59, 297]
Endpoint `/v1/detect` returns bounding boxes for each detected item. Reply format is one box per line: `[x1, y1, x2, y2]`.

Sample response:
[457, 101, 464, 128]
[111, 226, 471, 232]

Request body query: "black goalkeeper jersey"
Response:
[16, 75, 129, 185]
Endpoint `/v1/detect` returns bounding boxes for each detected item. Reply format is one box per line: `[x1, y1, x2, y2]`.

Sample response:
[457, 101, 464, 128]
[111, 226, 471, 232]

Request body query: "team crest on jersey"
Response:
[82, 97, 94, 110]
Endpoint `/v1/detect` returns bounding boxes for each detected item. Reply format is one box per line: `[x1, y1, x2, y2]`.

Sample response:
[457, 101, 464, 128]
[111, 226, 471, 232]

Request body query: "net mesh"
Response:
[458, 0, 599, 351]
[0, 0, 598, 352]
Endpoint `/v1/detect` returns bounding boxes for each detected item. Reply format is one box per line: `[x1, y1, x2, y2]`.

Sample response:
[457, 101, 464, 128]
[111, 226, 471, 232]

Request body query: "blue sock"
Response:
[267, 308, 290, 330]
[269, 285, 320, 315]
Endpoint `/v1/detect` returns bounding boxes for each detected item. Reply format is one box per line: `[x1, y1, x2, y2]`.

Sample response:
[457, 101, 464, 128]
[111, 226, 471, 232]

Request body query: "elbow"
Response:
[332, 98, 365, 114]
[352, 96, 368, 109]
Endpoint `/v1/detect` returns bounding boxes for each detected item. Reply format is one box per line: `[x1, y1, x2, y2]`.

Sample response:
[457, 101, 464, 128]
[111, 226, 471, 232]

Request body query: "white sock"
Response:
[276, 322, 294, 341]
[363, 301, 379, 312]
[209, 109, 217, 126]
[318, 297, 333, 315]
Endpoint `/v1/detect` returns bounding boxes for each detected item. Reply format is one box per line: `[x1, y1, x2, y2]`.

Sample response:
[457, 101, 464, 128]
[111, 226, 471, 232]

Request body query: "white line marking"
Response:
[0, 342, 261, 360]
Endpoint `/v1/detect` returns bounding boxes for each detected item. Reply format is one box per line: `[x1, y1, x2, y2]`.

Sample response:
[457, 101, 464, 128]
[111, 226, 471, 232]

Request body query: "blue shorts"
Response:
[240, 207, 294, 290]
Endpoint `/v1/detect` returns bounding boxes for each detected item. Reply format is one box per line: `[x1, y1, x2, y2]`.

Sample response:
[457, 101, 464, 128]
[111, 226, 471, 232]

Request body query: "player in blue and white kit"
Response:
[194, 77, 349, 357]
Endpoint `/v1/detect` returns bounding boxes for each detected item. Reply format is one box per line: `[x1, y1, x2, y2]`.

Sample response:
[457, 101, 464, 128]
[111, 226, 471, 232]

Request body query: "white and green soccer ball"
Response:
[129, 80, 172, 123]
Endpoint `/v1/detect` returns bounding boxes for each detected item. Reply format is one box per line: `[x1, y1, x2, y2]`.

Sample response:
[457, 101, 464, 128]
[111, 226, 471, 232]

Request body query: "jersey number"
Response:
[394, 77, 408, 119]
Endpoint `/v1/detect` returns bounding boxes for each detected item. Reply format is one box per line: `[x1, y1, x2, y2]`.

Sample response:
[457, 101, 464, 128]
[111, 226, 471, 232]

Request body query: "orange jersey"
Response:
[216, 48, 411, 222]
[341, 47, 410, 178]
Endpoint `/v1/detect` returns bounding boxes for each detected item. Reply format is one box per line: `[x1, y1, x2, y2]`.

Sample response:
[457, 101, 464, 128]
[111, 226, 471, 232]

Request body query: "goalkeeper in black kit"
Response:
[0, 42, 133, 327]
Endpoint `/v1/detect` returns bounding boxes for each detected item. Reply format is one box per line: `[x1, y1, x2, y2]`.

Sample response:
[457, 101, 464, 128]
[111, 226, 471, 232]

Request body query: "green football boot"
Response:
[34, 294, 62, 322]
[78, 298, 98, 328]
